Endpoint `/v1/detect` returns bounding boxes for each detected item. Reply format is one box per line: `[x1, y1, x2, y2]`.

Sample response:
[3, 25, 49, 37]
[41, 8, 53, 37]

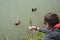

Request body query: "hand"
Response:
[28, 26, 37, 31]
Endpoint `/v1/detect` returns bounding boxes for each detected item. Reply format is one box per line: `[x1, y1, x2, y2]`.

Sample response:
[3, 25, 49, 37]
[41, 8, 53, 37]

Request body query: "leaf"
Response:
[29, 18, 32, 26]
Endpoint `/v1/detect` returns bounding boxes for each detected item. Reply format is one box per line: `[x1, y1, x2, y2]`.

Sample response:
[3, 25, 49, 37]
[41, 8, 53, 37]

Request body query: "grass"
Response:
[23, 32, 44, 40]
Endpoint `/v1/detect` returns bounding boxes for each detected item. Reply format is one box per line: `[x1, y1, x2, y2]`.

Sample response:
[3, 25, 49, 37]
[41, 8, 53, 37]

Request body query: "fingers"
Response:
[28, 26, 32, 30]
[28, 26, 36, 31]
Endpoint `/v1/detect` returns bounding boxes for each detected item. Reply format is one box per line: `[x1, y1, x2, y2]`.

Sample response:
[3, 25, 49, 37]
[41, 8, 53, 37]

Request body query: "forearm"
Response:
[36, 27, 49, 33]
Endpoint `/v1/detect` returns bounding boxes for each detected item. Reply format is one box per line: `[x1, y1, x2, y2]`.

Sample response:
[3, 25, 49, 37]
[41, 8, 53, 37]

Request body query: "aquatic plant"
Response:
[29, 17, 32, 26]
[23, 32, 44, 40]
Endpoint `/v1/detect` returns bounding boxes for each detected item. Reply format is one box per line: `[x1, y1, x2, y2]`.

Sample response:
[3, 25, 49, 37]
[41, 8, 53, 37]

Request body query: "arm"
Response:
[37, 27, 50, 33]
[29, 26, 50, 33]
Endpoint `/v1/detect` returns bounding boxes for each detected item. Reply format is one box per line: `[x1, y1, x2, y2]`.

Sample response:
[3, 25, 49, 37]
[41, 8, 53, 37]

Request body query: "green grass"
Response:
[23, 32, 44, 40]
[29, 18, 32, 26]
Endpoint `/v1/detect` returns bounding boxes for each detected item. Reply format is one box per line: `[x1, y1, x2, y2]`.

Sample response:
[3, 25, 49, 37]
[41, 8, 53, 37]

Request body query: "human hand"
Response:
[28, 26, 37, 31]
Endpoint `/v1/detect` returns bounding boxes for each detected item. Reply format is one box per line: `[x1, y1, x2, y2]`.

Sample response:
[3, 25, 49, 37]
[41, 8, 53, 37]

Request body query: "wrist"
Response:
[35, 27, 39, 31]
